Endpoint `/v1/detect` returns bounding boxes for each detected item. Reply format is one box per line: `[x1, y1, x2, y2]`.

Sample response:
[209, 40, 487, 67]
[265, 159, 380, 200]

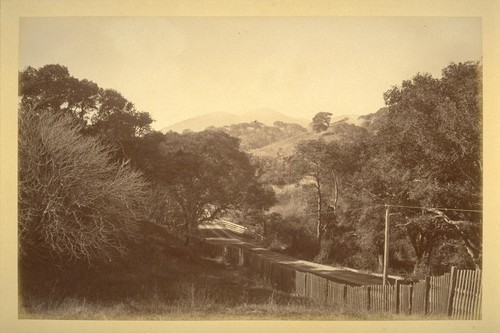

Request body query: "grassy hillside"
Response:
[249, 117, 363, 158]
[212, 121, 307, 150]
[19, 221, 375, 320]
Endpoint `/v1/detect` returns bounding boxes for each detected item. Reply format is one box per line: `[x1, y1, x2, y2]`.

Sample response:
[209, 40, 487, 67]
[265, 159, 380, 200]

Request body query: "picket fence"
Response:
[191, 238, 481, 319]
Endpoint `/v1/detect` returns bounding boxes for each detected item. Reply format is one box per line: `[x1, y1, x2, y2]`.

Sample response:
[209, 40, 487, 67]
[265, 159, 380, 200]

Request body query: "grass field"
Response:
[19, 222, 435, 320]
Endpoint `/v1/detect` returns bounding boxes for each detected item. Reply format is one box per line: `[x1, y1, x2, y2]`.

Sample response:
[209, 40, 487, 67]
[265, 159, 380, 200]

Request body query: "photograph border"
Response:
[2, 1, 500, 332]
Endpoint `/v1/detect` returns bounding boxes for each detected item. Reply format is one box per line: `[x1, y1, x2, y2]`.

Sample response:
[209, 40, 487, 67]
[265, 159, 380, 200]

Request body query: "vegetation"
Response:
[18, 61, 481, 317]
[207, 120, 307, 150]
[19, 222, 318, 319]
[18, 109, 149, 263]
[19, 221, 434, 320]
[311, 112, 333, 132]
[147, 130, 273, 245]
[257, 61, 481, 277]
[19, 64, 153, 145]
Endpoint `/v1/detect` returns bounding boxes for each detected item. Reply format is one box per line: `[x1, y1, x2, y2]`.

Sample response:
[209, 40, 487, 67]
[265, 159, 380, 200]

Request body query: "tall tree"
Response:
[292, 140, 337, 244]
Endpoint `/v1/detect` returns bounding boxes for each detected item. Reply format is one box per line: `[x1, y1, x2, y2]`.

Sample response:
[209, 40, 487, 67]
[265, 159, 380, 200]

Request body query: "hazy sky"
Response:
[19, 17, 481, 130]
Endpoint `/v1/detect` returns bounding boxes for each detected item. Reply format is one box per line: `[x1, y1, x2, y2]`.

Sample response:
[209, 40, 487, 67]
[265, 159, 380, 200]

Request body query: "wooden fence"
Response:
[216, 220, 265, 242]
[192, 239, 481, 319]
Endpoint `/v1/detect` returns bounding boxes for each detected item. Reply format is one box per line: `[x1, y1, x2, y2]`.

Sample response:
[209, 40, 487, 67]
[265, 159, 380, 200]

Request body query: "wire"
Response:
[342, 204, 383, 212]
[233, 203, 481, 220]
[231, 205, 382, 219]
[385, 204, 482, 213]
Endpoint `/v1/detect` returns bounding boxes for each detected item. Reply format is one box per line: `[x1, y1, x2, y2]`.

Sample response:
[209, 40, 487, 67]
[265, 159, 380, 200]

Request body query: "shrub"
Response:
[18, 109, 149, 263]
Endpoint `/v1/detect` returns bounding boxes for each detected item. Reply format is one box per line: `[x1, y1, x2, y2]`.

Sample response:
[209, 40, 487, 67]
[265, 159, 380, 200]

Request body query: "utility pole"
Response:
[383, 204, 390, 286]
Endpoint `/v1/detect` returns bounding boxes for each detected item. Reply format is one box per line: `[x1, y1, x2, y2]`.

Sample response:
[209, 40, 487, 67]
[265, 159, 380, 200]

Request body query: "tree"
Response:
[19, 64, 153, 147]
[376, 61, 482, 269]
[153, 130, 270, 245]
[18, 108, 149, 263]
[238, 183, 277, 236]
[311, 112, 333, 132]
[291, 140, 337, 244]
[19, 64, 98, 118]
[399, 215, 455, 276]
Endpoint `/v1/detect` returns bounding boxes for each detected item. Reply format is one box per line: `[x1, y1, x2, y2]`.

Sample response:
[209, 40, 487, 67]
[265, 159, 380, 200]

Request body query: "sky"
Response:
[19, 17, 482, 131]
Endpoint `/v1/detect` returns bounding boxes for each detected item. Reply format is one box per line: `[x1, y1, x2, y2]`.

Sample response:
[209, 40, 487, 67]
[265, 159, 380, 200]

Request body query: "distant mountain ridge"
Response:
[161, 108, 309, 133]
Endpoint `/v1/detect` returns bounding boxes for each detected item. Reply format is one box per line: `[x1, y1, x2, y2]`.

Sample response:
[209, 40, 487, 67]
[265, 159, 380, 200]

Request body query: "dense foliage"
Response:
[259, 61, 481, 277]
[19, 64, 154, 159]
[148, 130, 274, 244]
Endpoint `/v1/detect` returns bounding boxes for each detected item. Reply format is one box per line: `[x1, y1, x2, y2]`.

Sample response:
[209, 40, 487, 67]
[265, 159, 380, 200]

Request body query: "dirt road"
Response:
[198, 221, 399, 286]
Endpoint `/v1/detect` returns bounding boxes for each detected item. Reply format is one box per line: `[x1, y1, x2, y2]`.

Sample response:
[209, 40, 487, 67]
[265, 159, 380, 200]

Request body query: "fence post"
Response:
[424, 276, 431, 315]
[367, 286, 372, 311]
[343, 285, 348, 306]
[395, 280, 400, 314]
[446, 266, 458, 317]
[239, 248, 244, 266]
[324, 278, 329, 304]
[223, 245, 228, 262]
[409, 284, 413, 315]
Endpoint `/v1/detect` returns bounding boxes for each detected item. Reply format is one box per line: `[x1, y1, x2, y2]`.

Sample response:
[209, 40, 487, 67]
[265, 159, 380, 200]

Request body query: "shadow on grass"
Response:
[19, 222, 317, 319]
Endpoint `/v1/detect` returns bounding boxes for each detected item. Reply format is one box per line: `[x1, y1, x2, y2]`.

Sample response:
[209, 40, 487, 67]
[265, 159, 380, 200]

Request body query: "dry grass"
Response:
[19, 221, 440, 320]
[20, 296, 445, 321]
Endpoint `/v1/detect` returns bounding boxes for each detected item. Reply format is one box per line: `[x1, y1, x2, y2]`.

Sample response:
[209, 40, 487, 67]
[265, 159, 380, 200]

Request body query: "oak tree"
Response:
[311, 112, 333, 132]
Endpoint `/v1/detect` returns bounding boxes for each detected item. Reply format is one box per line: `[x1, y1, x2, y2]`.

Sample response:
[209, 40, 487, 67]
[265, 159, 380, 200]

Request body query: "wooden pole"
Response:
[424, 276, 431, 315]
[395, 279, 401, 314]
[383, 204, 390, 286]
[409, 284, 413, 315]
[447, 266, 458, 317]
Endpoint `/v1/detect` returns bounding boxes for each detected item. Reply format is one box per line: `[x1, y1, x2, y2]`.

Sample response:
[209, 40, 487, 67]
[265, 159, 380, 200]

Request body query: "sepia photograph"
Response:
[2, 1, 500, 332]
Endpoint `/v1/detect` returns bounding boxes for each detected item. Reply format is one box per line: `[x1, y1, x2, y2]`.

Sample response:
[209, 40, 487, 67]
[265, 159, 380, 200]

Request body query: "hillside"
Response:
[211, 121, 307, 151]
[20, 221, 320, 319]
[161, 108, 309, 133]
[249, 115, 364, 157]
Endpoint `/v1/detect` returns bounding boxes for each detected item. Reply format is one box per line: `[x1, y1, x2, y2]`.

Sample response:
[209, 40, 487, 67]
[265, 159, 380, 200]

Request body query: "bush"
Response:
[18, 109, 149, 264]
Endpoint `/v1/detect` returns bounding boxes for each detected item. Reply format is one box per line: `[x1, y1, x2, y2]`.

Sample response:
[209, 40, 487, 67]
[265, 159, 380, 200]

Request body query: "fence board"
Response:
[279, 265, 296, 293]
[452, 270, 465, 319]
[429, 273, 450, 316]
[412, 280, 426, 315]
[463, 270, 472, 319]
[370, 285, 395, 313]
[451, 269, 482, 320]
[346, 286, 368, 311]
[308, 274, 327, 304]
[295, 271, 307, 297]
[399, 284, 412, 315]
[474, 270, 482, 320]
[327, 281, 345, 307]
